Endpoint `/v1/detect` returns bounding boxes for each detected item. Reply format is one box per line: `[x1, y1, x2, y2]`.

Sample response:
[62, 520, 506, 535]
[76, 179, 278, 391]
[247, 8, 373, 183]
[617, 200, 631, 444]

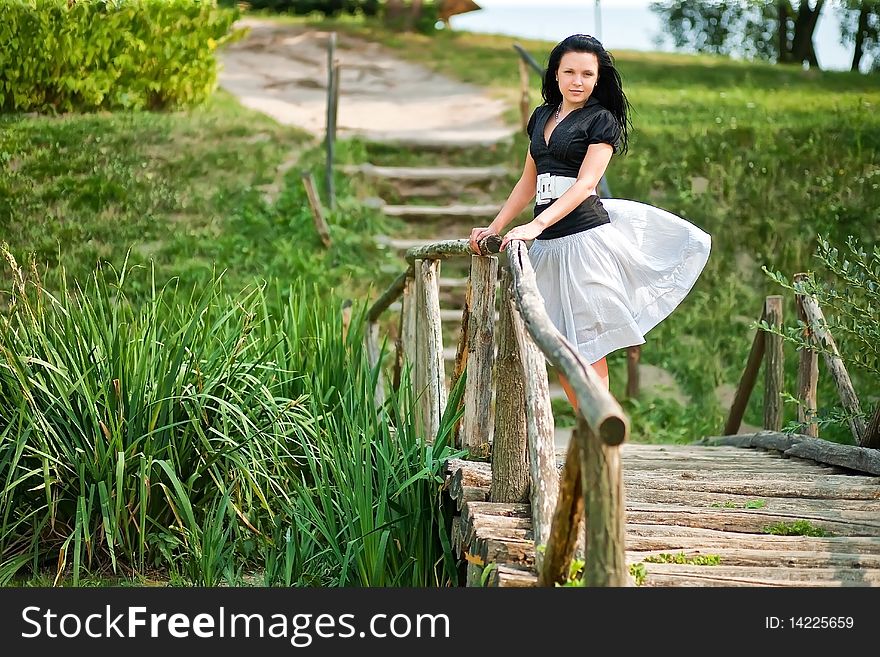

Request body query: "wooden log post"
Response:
[508, 286, 558, 575]
[539, 435, 583, 587]
[626, 345, 640, 399]
[794, 273, 819, 437]
[799, 292, 868, 446]
[449, 276, 471, 448]
[393, 299, 405, 393]
[404, 271, 421, 429]
[490, 269, 529, 496]
[460, 255, 498, 455]
[301, 172, 332, 248]
[724, 303, 767, 435]
[517, 58, 530, 132]
[416, 259, 447, 441]
[578, 415, 627, 586]
[763, 296, 784, 432]
[865, 406, 880, 450]
[325, 33, 339, 209]
[364, 321, 385, 410]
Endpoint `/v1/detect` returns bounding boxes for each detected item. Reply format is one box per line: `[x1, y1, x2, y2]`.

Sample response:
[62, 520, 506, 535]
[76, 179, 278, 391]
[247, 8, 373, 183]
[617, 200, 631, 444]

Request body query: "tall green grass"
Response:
[0, 250, 462, 586]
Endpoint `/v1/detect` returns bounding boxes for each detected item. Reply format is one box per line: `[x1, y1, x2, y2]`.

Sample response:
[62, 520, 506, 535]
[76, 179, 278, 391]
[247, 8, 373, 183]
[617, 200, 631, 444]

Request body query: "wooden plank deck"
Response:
[444, 442, 880, 587]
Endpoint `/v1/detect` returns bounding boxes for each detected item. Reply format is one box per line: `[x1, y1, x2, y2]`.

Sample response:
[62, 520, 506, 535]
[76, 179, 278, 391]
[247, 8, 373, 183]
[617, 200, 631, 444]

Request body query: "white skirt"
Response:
[527, 199, 712, 364]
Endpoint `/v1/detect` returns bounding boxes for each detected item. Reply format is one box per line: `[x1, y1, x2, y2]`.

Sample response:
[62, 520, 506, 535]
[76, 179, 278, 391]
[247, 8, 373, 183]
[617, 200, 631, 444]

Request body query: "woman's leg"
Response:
[558, 357, 609, 412]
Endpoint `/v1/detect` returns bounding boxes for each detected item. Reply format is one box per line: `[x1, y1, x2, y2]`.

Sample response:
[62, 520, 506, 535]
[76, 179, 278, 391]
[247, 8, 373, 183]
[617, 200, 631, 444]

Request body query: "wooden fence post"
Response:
[364, 321, 385, 410]
[325, 32, 339, 210]
[460, 255, 498, 455]
[517, 58, 530, 131]
[794, 273, 819, 437]
[301, 172, 332, 248]
[508, 287, 557, 576]
[579, 415, 627, 587]
[490, 269, 529, 497]
[540, 435, 583, 586]
[626, 345, 640, 399]
[724, 303, 767, 435]
[416, 259, 447, 441]
[763, 295, 784, 431]
[799, 292, 867, 445]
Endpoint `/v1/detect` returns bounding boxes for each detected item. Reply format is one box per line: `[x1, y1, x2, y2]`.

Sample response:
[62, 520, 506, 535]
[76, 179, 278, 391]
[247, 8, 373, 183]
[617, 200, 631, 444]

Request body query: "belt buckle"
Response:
[537, 173, 552, 203]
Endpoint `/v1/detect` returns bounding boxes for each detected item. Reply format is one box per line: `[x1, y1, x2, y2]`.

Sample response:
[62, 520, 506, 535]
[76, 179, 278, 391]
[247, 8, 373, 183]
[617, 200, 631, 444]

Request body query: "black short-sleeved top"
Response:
[526, 97, 621, 239]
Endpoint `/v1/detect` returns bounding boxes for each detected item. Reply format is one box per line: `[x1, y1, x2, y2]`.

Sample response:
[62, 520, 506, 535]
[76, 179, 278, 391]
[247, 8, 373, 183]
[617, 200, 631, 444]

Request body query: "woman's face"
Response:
[556, 51, 599, 106]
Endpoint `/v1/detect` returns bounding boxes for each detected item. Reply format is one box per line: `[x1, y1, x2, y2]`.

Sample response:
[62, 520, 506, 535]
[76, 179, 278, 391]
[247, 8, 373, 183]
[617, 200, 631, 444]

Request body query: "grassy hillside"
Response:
[329, 23, 880, 443]
[0, 91, 399, 304]
[2, 18, 877, 443]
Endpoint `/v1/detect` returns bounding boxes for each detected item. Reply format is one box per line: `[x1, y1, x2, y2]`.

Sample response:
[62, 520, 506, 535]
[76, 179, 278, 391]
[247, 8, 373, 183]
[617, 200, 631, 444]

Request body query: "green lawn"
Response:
[2, 16, 877, 443]
[0, 90, 399, 305]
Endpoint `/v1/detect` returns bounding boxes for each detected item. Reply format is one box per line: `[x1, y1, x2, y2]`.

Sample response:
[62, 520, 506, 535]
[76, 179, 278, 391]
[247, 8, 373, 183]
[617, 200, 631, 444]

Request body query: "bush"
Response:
[239, 0, 379, 17]
[0, 0, 239, 113]
[0, 250, 461, 586]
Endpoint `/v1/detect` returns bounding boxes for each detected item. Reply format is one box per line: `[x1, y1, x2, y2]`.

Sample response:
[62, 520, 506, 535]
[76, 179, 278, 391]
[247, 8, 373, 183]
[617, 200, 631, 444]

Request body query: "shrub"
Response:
[762, 234, 879, 443]
[0, 0, 239, 113]
[237, 0, 379, 17]
[0, 250, 462, 586]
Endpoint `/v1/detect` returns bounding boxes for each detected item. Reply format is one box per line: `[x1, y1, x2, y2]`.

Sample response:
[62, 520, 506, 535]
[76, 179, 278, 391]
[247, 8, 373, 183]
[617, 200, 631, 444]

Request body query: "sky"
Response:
[449, 1, 865, 72]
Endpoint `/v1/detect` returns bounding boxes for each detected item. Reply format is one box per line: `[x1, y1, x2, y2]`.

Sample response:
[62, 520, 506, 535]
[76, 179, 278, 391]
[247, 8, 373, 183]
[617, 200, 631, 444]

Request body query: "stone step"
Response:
[342, 163, 510, 183]
[388, 302, 491, 324]
[360, 133, 514, 151]
[382, 203, 500, 222]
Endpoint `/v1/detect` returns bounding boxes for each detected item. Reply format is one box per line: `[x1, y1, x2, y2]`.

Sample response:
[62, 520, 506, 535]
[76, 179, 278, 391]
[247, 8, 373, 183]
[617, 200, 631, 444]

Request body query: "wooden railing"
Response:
[724, 273, 879, 449]
[366, 236, 631, 586]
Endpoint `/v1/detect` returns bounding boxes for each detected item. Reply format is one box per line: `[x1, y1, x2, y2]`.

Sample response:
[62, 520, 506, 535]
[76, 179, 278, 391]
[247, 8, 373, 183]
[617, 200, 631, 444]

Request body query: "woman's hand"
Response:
[469, 226, 497, 255]
[500, 221, 543, 251]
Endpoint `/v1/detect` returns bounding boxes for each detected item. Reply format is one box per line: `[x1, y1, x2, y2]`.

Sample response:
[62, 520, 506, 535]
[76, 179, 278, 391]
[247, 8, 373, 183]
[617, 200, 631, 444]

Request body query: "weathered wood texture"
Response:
[490, 270, 529, 495]
[505, 241, 628, 445]
[794, 273, 819, 437]
[461, 255, 498, 455]
[301, 172, 332, 248]
[367, 268, 412, 323]
[724, 306, 766, 435]
[508, 280, 557, 574]
[325, 33, 339, 209]
[540, 436, 583, 586]
[626, 345, 640, 399]
[763, 296, 784, 432]
[415, 259, 446, 440]
[579, 416, 627, 586]
[364, 321, 385, 409]
[799, 292, 868, 446]
[703, 431, 880, 476]
[445, 442, 880, 587]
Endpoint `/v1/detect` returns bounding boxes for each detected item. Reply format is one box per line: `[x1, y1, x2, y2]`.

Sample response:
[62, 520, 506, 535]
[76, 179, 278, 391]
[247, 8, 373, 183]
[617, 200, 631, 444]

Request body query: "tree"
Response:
[837, 1, 880, 71]
[651, 1, 826, 68]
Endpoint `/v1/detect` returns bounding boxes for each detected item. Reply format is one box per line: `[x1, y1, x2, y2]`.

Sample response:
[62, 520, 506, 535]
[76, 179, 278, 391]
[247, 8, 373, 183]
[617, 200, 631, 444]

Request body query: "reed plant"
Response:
[0, 248, 462, 586]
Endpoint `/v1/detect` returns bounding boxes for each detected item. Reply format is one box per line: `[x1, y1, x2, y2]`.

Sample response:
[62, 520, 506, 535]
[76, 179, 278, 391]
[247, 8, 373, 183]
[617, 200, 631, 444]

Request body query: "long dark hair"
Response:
[541, 34, 632, 154]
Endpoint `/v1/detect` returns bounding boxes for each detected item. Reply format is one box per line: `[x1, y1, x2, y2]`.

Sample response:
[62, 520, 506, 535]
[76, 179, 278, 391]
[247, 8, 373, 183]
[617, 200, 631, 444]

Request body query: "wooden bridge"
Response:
[364, 223, 880, 587]
[355, 131, 880, 588]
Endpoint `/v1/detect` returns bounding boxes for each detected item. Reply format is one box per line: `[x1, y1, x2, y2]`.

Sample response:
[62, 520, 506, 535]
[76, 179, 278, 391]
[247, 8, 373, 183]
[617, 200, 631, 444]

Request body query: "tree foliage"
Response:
[650, 1, 828, 68]
[837, 1, 880, 71]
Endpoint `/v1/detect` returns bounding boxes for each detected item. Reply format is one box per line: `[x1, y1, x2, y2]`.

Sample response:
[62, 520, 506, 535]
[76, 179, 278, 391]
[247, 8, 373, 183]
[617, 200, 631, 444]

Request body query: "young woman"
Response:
[469, 34, 711, 409]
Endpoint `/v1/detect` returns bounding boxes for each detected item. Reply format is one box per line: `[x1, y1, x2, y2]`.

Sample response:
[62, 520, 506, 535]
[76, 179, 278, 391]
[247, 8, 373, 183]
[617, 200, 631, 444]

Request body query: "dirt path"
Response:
[218, 18, 516, 146]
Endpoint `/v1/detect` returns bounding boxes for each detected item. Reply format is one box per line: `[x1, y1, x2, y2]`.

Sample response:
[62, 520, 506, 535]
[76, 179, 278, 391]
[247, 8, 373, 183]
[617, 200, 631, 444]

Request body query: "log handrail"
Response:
[366, 234, 629, 587]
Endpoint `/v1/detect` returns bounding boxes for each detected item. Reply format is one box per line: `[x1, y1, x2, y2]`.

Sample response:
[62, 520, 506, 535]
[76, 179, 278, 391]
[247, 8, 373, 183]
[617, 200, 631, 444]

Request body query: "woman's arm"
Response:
[469, 149, 537, 254]
[499, 143, 613, 250]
